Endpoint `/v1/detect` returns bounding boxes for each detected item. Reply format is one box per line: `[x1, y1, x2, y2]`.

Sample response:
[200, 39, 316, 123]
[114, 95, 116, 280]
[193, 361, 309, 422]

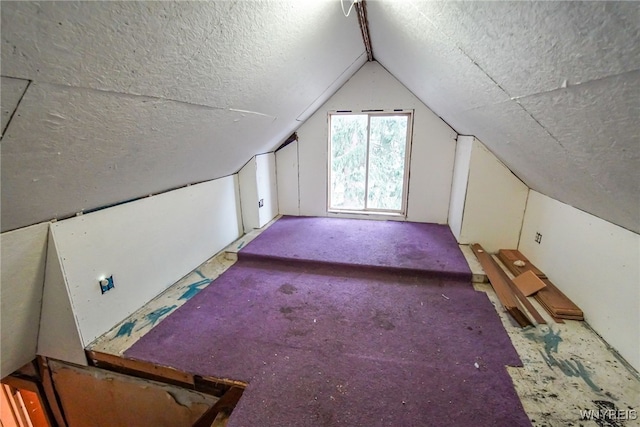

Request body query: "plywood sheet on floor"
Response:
[49, 361, 216, 427]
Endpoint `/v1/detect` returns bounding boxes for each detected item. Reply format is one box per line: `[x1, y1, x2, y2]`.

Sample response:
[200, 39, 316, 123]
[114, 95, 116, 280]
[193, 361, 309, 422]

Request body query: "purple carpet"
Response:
[239, 216, 471, 280]
[125, 217, 530, 426]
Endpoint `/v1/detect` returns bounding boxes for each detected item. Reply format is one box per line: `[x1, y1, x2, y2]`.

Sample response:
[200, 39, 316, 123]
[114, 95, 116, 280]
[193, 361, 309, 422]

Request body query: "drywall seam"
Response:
[296, 140, 301, 213]
[51, 226, 86, 347]
[406, 0, 512, 98]
[41, 81, 273, 119]
[296, 52, 368, 122]
[516, 189, 531, 249]
[454, 136, 472, 239]
[0, 78, 30, 137]
[509, 68, 640, 102]
[402, 109, 417, 220]
[512, 99, 565, 148]
[375, 60, 461, 134]
[34, 223, 51, 357]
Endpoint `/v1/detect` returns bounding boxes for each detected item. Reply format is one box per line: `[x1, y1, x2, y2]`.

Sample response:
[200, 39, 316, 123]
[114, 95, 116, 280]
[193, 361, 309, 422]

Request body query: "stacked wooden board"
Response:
[498, 249, 583, 321]
[471, 244, 543, 327]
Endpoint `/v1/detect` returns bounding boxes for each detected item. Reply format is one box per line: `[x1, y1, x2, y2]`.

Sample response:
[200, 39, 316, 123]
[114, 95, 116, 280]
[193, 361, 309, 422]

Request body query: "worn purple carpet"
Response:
[126, 217, 531, 426]
[239, 216, 471, 279]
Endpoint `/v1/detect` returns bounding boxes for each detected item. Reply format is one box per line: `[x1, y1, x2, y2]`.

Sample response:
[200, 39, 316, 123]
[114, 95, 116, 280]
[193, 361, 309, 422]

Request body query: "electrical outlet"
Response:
[258, 199, 264, 208]
[99, 275, 115, 294]
[535, 232, 542, 244]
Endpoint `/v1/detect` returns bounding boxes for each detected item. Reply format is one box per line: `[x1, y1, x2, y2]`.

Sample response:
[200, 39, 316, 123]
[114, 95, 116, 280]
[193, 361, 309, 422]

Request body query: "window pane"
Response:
[367, 115, 408, 211]
[330, 115, 368, 210]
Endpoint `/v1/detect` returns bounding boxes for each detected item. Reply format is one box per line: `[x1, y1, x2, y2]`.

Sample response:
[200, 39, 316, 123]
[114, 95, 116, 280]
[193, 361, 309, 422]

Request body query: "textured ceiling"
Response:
[367, 0, 639, 234]
[1, 1, 366, 231]
[1, 1, 639, 234]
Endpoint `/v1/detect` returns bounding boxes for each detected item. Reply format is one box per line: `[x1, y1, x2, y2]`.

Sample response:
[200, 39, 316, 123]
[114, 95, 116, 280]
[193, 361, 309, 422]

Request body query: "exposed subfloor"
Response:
[88, 218, 640, 427]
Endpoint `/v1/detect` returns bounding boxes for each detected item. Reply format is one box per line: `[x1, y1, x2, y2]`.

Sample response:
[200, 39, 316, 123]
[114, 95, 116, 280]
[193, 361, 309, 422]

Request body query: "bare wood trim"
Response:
[37, 357, 68, 427]
[471, 244, 533, 327]
[355, 0, 373, 61]
[1, 375, 40, 394]
[87, 350, 194, 386]
[192, 386, 244, 427]
[86, 351, 247, 397]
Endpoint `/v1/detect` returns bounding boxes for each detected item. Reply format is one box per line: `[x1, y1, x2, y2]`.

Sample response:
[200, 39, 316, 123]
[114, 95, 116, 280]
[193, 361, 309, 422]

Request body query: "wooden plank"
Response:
[498, 249, 583, 320]
[471, 244, 533, 327]
[50, 360, 214, 427]
[512, 270, 547, 297]
[492, 255, 546, 325]
[498, 249, 547, 279]
[537, 279, 583, 319]
[193, 386, 244, 427]
[86, 350, 195, 387]
[37, 357, 68, 427]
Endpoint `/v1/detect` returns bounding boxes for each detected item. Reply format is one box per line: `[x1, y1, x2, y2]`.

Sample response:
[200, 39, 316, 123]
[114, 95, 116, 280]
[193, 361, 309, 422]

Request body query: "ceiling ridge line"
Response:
[355, 0, 373, 61]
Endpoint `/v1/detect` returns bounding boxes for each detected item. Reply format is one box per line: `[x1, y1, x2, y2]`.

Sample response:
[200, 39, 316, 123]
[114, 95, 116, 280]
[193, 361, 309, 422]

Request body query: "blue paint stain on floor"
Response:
[526, 328, 601, 393]
[194, 269, 206, 280]
[138, 305, 178, 330]
[115, 320, 137, 338]
[179, 278, 210, 301]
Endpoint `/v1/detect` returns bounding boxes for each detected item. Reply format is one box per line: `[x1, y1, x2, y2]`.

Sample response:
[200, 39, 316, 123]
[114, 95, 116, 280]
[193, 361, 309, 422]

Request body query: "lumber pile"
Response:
[471, 244, 542, 327]
[498, 249, 583, 321]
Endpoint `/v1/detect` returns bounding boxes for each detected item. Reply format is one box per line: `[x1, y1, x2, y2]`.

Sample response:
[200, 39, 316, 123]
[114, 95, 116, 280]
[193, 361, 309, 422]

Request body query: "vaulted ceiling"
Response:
[1, 1, 638, 234]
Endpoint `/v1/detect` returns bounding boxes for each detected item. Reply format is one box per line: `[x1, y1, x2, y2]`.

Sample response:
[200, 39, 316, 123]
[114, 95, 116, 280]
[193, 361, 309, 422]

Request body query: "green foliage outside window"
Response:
[330, 113, 409, 212]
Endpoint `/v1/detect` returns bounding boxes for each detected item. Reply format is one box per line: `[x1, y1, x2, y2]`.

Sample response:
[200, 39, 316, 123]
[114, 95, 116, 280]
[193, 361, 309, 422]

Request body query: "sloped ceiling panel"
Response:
[367, 0, 640, 233]
[1, 1, 366, 231]
[1, 76, 29, 136]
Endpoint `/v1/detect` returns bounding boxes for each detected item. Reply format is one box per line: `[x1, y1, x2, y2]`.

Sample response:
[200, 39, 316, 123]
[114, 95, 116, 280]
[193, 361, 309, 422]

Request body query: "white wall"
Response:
[239, 158, 259, 233]
[450, 137, 529, 252]
[520, 191, 640, 371]
[256, 153, 278, 227]
[291, 61, 457, 223]
[276, 141, 299, 216]
[37, 176, 242, 363]
[38, 229, 87, 366]
[0, 222, 49, 378]
[240, 153, 279, 232]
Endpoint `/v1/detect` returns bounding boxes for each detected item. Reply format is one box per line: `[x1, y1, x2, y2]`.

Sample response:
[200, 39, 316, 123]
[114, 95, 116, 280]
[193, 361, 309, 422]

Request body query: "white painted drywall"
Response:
[240, 154, 279, 231]
[295, 61, 457, 223]
[448, 136, 474, 240]
[457, 138, 529, 252]
[519, 191, 640, 371]
[239, 158, 259, 233]
[276, 141, 300, 216]
[256, 153, 278, 227]
[0, 222, 49, 377]
[41, 176, 242, 356]
[38, 229, 87, 366]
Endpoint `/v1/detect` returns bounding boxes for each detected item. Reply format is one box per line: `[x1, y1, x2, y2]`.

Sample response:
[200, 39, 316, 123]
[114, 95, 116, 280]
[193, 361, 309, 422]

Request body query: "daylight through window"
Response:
[328, 111, 412, 214]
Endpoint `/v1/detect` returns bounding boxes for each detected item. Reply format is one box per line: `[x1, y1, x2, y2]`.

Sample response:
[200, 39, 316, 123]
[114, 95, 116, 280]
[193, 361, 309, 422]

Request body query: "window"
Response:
[328, 111, 412, 215]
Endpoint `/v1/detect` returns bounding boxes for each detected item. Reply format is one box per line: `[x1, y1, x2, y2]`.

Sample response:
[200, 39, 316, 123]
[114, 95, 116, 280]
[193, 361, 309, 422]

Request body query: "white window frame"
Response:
[327, 110, 414, 217]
